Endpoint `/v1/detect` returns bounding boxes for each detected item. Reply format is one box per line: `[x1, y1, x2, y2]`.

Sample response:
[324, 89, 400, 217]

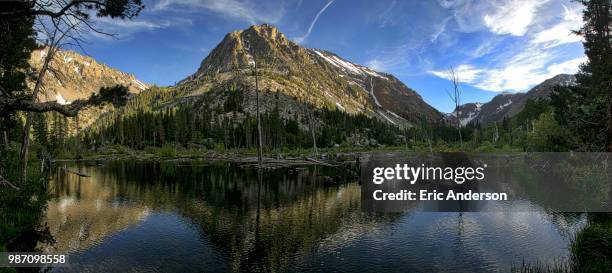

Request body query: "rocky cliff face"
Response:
[29, 47, 148, 104]
[28, 48, 149, 134]
[178, 24, 442, 126]
[451, 74, 576, 125]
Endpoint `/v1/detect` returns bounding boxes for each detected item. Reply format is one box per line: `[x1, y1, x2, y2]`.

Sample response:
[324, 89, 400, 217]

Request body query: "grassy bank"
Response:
[512, 213, 611, 273]
[56, 141, 525, 162]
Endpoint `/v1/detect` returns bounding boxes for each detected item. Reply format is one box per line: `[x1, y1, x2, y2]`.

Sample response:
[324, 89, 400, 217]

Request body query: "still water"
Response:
[36, 160, 584, 272]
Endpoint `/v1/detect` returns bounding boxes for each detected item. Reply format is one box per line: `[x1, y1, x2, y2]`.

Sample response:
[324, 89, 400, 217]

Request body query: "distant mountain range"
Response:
[449, 74, 576, 126]
[30, 25, 577, 131]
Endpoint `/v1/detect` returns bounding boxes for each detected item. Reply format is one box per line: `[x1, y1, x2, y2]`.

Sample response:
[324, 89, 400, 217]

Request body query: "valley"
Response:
[2, 1, 610, 272]
[23, 24, 581, 160]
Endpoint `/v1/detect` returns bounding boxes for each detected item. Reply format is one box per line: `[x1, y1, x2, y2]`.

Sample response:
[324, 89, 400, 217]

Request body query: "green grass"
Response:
[62, 141, 528, 162]
[513, 214, 612, 273]
[570, 215, 612, 273]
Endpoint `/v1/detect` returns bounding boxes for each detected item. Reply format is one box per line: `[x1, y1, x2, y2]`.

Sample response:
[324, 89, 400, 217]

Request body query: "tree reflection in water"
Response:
[39, 161, 395, 272]
[22, 160, 588, 273]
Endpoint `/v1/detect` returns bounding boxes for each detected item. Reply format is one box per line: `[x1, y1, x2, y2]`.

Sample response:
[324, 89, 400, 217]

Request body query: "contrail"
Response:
[295, 0, 335, 43]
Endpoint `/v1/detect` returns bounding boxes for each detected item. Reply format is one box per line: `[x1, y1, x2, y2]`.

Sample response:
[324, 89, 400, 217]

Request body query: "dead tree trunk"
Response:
[254, 55, 263, 168]
[20, 45, 58, 183]
[446, 67, 463, 147]
[307, 83, 318, 158]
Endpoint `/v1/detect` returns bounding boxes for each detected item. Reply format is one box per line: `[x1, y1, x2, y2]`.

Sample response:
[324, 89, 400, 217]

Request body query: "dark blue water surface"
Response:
[37, 161, 584, 272]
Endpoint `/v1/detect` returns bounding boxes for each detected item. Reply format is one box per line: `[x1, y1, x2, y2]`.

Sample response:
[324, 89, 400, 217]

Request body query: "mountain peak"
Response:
[245, 24, 281, 36]
[180, 24, 298, 80]
[231, 24, 291, 48]
[178, 25, 442, 124]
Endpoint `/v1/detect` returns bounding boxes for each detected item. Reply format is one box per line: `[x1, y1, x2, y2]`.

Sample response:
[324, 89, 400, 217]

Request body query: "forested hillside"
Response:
[82, 83, 403, 152]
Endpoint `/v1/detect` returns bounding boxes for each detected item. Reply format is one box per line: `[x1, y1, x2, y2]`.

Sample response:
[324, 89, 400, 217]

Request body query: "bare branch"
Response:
[0, 174, 20, 190]
[1, 97, 91, 117]
[0, 1, 108, 18]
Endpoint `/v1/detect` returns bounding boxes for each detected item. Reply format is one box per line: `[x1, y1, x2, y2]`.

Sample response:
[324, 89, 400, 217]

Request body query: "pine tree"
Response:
[32, 113, 49, 149]
[551, 0, 611, 151]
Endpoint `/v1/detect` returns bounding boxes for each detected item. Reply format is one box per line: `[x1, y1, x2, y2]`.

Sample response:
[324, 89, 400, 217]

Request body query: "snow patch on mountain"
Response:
[387, 110, 401, 119]
[132, 79, 147, 90]
[496, 100, 512, 112]
[312, 49, 387, 79]
[55, 92, 70, 105]
[335, 102, 346, 111]
[370, 88, 382, 108]
[378, 110, 396, 125]
[360, 67, 389, 80]
[459, 108, 481, 126]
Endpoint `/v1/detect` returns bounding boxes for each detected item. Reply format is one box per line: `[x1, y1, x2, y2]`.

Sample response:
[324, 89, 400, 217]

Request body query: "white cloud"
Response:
[364, 42, 426, 74]
[365, 55, 402, 73]
[483, 0, 548, 36]
[89, 16, 191, 40]
[531, 4, 583, 47]
[430, 50, 586, 92]
[152, 0, 285, 25]
[366, 59, 385, 71]
[440, 0, 548, 36]
[429, 64, 483, 82]
[429, 0, 586, 93]
[546, 56, 587, 76]
[294, 0, 335, 43]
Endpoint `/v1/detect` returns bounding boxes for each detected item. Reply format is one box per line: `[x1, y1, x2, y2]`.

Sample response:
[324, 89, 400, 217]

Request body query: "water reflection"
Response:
[37, 161, 586, 272]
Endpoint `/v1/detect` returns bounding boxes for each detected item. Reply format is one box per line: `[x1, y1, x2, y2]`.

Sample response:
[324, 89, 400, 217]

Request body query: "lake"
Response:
[31, 160, 585, 272]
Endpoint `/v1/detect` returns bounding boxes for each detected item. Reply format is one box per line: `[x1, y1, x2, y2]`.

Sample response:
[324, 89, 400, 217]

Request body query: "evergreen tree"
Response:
[32, 113, 49, 149]
[551, 0, 611, 151]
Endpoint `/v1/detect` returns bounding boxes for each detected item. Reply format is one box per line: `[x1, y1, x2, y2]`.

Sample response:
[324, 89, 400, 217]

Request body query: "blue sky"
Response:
[76, 0, 586, 113]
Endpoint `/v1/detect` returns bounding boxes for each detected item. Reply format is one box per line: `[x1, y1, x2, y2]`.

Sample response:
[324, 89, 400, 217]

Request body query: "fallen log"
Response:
[61, 167, 90, 177]
[306, 157, 338, 167]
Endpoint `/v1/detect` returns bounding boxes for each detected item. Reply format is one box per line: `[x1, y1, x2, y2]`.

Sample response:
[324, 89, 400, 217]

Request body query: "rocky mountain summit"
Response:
[178, 24, 442, 126]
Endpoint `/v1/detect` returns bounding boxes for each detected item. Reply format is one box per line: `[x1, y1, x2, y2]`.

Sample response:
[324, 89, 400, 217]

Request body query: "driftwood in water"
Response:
[306, 157, 337, 167]
[61, 167, 90, 177]
[238, 157, 339, 169]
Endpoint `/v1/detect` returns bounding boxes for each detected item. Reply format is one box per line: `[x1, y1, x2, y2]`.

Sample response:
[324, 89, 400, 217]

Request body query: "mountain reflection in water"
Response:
[36, 161, 585, 273]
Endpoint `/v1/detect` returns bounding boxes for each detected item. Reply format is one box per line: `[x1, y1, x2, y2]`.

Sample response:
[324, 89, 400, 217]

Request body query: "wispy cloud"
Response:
[376, 0, 398, 27]
[483, 0, 548, 36]
[152, 0, 285, 25]
[429, 51, 586, 92]
[365, 42, 427, 74]
[531, 4, 583, 48]
[294, 0, 335, 43]
[88, 16, 192, 40]
[430, 16, 452, 42]
[429, 64, 483, 83]
[440, 0, 548, 36]
[427, 0, 585, 93]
